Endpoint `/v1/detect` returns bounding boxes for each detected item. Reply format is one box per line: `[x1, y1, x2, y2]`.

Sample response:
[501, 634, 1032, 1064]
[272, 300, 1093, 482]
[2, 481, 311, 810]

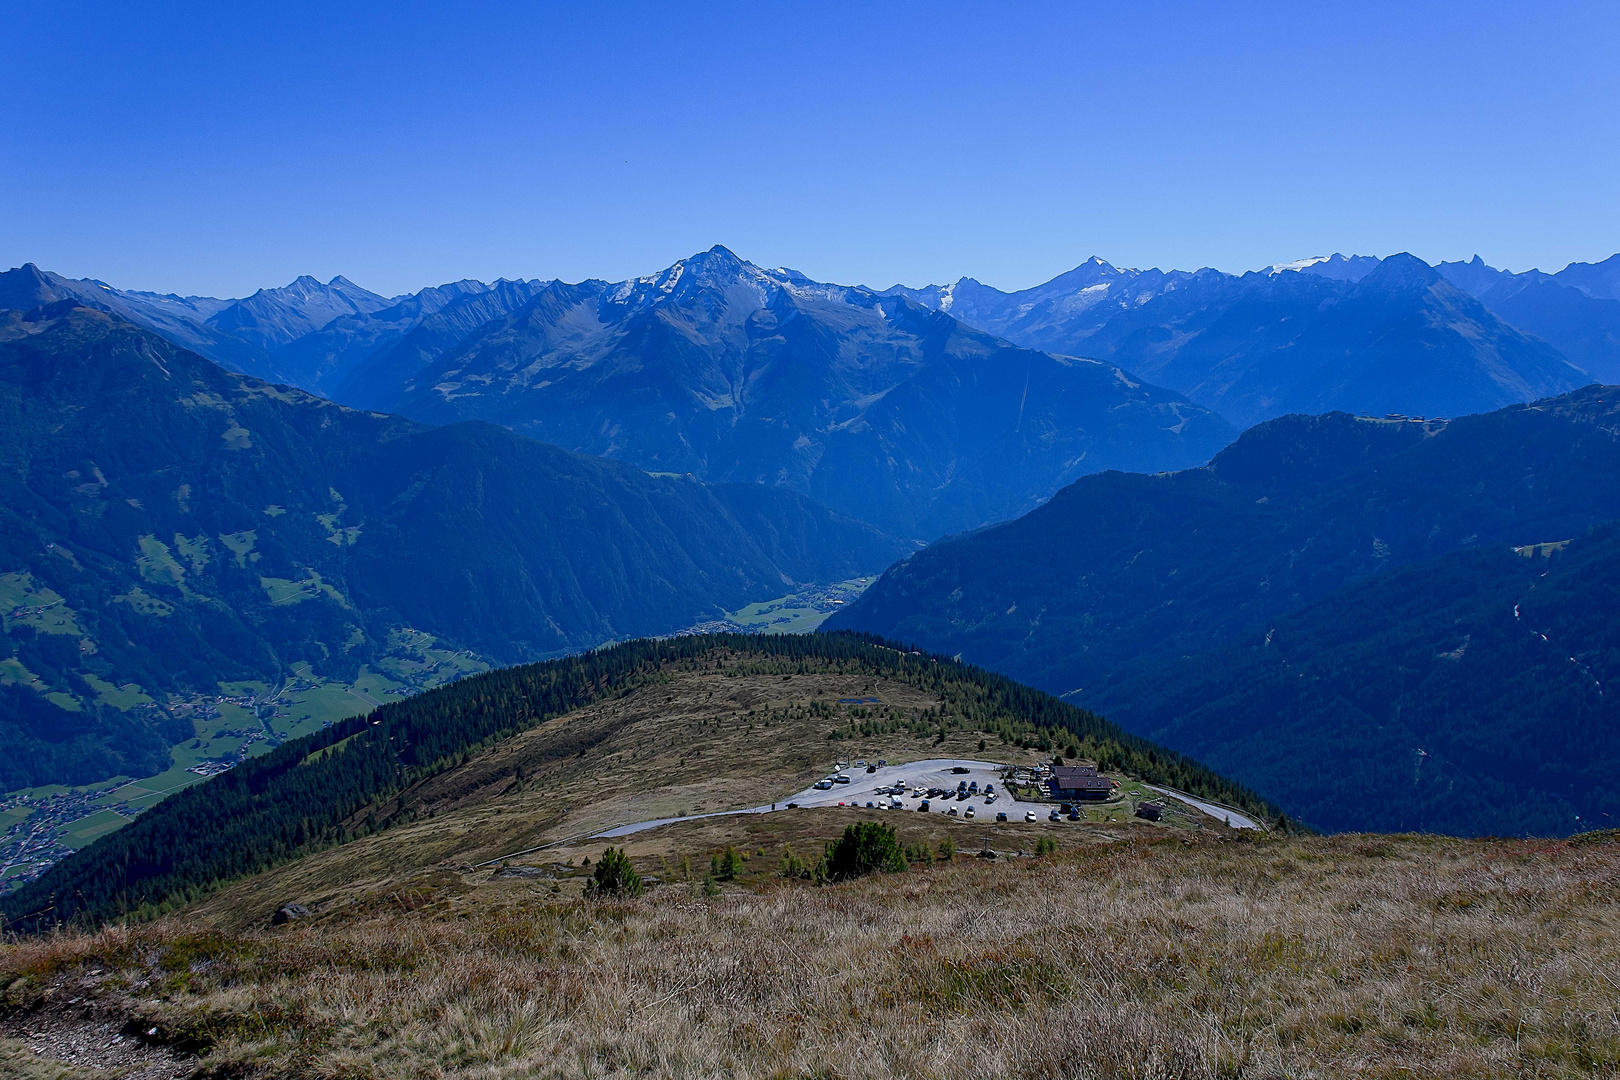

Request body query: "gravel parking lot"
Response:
[595, 758, 1014, 838]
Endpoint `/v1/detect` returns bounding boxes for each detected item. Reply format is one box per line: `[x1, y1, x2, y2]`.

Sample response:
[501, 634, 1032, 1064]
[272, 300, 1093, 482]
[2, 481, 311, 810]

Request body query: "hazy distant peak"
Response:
[1360, 251, 1441, 291]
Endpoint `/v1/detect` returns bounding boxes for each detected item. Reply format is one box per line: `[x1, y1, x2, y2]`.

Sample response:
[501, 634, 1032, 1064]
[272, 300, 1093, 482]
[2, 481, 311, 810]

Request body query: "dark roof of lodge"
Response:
[1050, 765, 1112, 791]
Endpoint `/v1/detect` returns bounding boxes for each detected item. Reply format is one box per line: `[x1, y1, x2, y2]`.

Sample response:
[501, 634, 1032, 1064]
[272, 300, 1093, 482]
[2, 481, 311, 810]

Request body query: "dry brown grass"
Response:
[5, 830, 1619, 1079]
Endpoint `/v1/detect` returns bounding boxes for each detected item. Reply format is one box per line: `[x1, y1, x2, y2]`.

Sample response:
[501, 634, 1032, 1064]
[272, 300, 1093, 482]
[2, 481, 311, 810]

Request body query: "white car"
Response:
[815, 779, 833, 790]
[964, 807, 975, 819]
[1024, 810, 1037, 822]
[834, 774, 851, 785]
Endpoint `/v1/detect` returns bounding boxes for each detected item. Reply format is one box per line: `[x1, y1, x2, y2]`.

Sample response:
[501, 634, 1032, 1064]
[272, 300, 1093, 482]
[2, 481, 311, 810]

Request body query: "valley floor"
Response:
[3, 828, 1617, 1079]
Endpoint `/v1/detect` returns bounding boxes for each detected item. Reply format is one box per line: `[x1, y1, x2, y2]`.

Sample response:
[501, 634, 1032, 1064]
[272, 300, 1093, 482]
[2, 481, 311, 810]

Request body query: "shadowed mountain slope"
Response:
[826, 386, 1620, 697]
[1085, 525, 1620, 837]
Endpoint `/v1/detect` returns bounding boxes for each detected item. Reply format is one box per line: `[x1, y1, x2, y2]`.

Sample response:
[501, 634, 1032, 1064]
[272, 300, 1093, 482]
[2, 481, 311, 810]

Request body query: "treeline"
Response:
[2, 632, 1279, 931]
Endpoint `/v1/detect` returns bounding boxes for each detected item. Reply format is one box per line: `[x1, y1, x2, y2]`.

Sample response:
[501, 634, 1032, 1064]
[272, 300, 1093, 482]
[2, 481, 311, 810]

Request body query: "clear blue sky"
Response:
[3, 1, 1617, 298]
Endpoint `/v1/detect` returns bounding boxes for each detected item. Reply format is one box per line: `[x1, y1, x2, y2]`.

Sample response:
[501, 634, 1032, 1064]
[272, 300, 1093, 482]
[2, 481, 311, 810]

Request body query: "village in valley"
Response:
[0, 628, 489, 897]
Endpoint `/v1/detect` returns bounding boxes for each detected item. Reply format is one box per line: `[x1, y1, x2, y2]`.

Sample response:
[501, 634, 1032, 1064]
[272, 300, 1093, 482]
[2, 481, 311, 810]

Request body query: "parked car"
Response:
[866, 801, 876, 808]
[866, 765, 877, 773]
[919, 800, 931, 812]
[985, 784, 995, 794]
[984, 793, 997, 804]
[815, 779, 833, 790]
[996, 812, 1008, 822]
[1048, 810, 1061, 822]
[951, 767, 970, 774]
[1067, 811, 1080, 821]
[835, 774, 851, 784]
[947, 807, 958, 816]
[1024, 810, 1037, 822]
[964, 807, 975, 819]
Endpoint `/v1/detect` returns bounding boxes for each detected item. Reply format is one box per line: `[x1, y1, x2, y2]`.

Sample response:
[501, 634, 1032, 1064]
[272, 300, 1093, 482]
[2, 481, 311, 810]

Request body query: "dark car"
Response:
[996, 812, 1008, 822]
[866, 765, 877, 773]
[918, 800, 931, 812]
[951, 767, 970, 774]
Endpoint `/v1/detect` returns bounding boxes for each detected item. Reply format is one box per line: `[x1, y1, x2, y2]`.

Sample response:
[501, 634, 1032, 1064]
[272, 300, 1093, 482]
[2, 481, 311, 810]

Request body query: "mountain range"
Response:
[0, 254, 1235, 539]
[0, 303, 903, 789]
[887, 252, 1610, 427]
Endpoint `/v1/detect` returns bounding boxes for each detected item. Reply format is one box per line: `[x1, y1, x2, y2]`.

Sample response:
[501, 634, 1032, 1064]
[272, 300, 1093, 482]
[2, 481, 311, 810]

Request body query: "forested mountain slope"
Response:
[0, 305, 903, 789]
[1085, 526, 1620, 836]
[827, 387, 1620, 699]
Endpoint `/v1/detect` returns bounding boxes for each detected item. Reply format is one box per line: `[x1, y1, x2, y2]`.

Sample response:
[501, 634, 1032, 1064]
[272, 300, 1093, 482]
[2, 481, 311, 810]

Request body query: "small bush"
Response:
[585, 847, 643, 898]
[711, 846, 743, 881]
[823, 821, 907, 881]
[905, 841, 934, 867]
[937, 835, 956, 861]
[1034, 837, 1057, 857]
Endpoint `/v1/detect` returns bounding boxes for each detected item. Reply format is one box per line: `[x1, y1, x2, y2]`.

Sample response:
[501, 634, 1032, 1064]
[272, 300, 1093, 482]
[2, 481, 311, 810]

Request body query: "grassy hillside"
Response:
[0, 633, 1277, 930]
[2, 830, 1616, 1079]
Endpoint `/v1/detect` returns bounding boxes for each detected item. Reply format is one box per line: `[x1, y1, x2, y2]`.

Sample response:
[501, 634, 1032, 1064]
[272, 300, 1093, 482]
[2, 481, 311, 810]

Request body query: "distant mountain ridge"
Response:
[359, 246, 1236, 538]
[0, 263, 551, 394]
[885, 252, 1596, 427]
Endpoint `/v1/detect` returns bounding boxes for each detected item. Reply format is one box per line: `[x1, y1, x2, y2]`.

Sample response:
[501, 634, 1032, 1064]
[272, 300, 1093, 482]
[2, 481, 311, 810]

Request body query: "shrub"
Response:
[904, 841, 934, 867]
[711, 846, 743, 881]
[937, 835, 956, 861]
[780, 845, 813, 879]
[586, 847, 643, 898]
[823, 821, 907, 881]
[1034, 837, 1057, 857]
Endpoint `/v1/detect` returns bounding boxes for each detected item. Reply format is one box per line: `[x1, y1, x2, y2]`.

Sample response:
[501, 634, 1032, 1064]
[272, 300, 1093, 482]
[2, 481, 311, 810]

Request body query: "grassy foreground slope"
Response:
[0, 633, 1276, 930]
[3, 831, 1618, 1079]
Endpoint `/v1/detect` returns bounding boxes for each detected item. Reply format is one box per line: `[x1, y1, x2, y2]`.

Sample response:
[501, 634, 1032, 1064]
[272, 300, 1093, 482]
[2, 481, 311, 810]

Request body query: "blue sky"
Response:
[3, 1, 1617, 297]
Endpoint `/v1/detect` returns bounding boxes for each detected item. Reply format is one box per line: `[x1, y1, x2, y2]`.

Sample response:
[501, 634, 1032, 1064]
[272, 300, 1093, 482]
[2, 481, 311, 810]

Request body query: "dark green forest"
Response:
[1086, 524, 1620, 836]
[0, 632, 1278, 931]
